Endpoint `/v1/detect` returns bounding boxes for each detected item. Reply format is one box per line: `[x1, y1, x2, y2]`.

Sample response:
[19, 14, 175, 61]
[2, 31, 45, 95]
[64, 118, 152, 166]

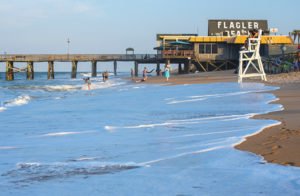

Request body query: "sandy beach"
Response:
[136, 70, 300, 167]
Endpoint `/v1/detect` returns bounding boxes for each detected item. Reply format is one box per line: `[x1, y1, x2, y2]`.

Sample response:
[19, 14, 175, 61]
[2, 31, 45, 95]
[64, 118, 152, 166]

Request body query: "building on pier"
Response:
[155, 19, 297, 73]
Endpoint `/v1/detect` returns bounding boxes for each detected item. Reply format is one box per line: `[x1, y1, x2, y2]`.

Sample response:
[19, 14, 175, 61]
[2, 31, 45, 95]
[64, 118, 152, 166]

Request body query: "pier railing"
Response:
[0, 54, 161, 62]
[0, 53, 167, 81]
[162, 50, 194, 58]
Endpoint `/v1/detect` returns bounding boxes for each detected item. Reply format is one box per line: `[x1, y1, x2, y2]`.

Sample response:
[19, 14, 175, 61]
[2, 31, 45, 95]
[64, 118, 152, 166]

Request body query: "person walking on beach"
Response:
[164, 64, 170, 81]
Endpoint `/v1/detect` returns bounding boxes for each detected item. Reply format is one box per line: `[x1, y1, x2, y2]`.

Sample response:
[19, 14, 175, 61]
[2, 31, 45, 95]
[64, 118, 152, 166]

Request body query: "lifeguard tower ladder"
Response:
[238, 29, 267, 83]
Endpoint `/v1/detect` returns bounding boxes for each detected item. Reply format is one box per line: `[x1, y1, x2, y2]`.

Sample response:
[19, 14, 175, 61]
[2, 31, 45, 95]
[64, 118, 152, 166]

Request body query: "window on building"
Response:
[199, 44, 205, 54]
[199, 43, 218, 54]
[205, 44, 212, 53]
[212, 44, 218, 53]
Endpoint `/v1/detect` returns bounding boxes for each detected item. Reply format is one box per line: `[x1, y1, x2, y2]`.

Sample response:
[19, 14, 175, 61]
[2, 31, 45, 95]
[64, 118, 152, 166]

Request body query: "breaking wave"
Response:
[43, 85, 80, 92]
[4, 95, 31, 107]
[0, 106, 6, 112]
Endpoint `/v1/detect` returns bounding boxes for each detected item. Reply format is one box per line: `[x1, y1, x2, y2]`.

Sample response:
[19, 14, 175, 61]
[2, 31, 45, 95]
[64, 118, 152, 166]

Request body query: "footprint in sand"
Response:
[271, 145, 282, 150]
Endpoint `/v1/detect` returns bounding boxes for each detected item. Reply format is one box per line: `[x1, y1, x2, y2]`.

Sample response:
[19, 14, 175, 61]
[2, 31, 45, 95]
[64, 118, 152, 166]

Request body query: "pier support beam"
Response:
[156, 63, 160, 76]
[184, 59, 191, 74]
[134, 61, 138, 77]
[26, 61, 34, 80]
[6, 61, 14, 81]
[71, 61, 78, 79]
[178, 63, 183, 74]
[91, 60, 97, 77]
[113, 60, 117, 76]
[48, 61, 55, 79]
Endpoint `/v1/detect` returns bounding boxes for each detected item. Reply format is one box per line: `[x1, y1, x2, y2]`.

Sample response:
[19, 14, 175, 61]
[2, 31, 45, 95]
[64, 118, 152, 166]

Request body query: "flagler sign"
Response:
[208, 20, 268, 36]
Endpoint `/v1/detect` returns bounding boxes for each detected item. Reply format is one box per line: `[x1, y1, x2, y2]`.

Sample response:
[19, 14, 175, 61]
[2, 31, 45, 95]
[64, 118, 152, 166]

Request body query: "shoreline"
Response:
[236, 82, 300, 167]
[134, 70, 300, 167]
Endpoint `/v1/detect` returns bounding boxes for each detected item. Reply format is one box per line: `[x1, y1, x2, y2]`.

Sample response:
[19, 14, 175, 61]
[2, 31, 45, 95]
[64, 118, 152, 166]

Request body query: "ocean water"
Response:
[0, 72, 300, 196]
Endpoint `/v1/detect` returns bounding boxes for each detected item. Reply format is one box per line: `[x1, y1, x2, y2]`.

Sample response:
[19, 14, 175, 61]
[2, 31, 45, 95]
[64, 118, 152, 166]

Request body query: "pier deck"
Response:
[0, 54, 167, 80]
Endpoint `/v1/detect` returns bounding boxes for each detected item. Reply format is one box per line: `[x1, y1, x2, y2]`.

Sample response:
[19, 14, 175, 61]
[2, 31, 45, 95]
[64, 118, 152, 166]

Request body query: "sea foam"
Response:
[5, 95, 31, 107]
[37, 131, 96, 137]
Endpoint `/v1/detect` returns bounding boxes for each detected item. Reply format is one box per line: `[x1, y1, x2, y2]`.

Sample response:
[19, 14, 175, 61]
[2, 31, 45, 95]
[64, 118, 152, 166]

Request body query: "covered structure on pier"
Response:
[155, 20, 297, 73]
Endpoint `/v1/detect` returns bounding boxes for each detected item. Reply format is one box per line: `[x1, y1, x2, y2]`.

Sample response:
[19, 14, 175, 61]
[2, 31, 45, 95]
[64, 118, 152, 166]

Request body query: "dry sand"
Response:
[133, 71, 300, 167]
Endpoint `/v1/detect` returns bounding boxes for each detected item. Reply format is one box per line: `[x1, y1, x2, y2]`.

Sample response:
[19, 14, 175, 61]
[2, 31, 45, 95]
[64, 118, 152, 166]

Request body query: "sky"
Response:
[0, 0, 299, 72]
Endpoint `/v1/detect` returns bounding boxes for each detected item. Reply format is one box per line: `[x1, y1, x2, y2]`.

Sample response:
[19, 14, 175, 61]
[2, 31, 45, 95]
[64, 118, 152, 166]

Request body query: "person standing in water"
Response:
[83, 77, 91, 90]
[102, 71, 109, 82]
[131, 68, 134, 80]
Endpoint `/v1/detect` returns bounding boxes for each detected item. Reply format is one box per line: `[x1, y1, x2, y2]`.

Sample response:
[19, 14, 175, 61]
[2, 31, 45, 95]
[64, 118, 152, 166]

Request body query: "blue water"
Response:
[0, 72, 300, 196]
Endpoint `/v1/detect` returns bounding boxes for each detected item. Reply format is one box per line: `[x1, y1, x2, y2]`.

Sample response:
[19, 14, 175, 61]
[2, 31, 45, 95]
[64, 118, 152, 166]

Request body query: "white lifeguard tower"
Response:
[238, 29, 267, 83]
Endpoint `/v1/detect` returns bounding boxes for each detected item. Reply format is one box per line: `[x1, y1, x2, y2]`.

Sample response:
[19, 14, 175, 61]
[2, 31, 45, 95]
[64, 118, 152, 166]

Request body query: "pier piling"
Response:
[91, 61, 97, 77]
[113, 60, 117, 76]
[48, 61, 55, 79]
[156, 63, 160, 76]
[178, 63, 183, 74]
[184, 60, 191, 74]
[134, 61, 138, 77]
[71, 61, 78, 79]
[6, 61, 14, 81]
[26, 61, 34, 80]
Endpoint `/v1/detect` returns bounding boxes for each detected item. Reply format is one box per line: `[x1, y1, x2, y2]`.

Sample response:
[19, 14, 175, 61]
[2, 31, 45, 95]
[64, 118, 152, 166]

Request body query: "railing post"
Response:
[91, 60, 97, 77]
[6, 61, 14, 81]
[71, 61, 78, 79]
[26, 61, 34, 80]
[48, 61, 54, 79]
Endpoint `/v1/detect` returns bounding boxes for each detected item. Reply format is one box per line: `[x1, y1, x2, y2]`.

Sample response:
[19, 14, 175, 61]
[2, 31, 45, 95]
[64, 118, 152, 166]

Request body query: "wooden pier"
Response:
[0, 54, 168, 80]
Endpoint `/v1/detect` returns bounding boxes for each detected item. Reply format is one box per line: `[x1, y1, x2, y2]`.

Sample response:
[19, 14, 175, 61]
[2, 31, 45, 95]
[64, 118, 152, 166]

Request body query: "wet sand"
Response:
[133, 70, 237, 85]
[236, 77, 300, 167]
[134, 71, 300, 167]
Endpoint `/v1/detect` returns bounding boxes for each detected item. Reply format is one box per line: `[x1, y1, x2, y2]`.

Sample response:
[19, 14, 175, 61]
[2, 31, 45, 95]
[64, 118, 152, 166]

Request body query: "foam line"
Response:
[105, 121, 209, 131]
[167, 98, 206, 104]
[105, 122, 178, 130]
[37, 130, 96, 137]
[0, 146, 18, 150]
[174, 137, 237, 150]
[188, 91, 250, 99]
[167, 114, 253, 123]
[139, 145, 226, 166]
[104, 114, 254, 131]
[70, 157, 99, 162]
[163, 127, 254, 140]
[169, 89, 273, 105]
